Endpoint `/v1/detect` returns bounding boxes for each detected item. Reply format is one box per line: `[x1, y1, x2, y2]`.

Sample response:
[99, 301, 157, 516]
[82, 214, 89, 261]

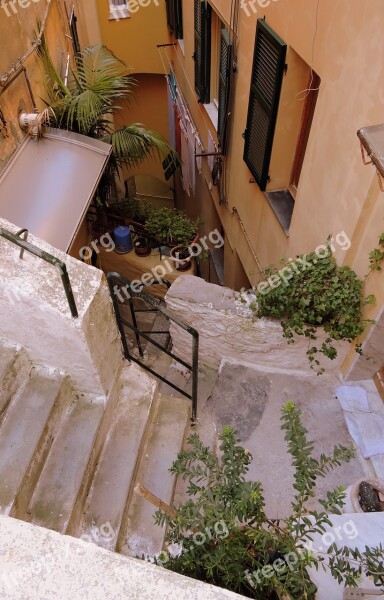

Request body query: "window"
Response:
[217, 27, 232, 154]
[194, 0, 211, 104]
[109, 0, 129, 20]
[166, 0, 183, 39]
[243, 18, 287, 191]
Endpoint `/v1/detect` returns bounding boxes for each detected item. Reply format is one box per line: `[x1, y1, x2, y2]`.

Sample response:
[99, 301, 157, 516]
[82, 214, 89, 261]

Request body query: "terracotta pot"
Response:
[343, 477, 384, 513]
[169, 245, 192, 272]
[134, 244, 151, 257]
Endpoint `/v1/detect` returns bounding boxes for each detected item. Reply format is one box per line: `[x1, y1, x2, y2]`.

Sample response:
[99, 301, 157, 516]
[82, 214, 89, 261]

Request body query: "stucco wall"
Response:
[0, 0, 89, 172]
[166, 275, 349, 376]
[0, 218, 123, 394]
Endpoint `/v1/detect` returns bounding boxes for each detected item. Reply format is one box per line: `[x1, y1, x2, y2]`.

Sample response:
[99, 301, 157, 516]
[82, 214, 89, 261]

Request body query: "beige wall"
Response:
[95, 0, 168, 74]
[161, 0, 384, 371]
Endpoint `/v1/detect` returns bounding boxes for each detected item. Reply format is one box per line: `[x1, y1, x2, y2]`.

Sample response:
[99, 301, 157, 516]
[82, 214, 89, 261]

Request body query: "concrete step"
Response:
[0, 343, 31, 420]
[27, 394, 106, 533]
[119, 393, 190, 559]
[79, 363, 157, 551]
[0, 366, 67, 515]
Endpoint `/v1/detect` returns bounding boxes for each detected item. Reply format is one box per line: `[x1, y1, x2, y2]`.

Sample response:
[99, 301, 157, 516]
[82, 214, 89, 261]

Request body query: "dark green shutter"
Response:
[194, 0, 211, 104]
[217, 28, 232, 154]
[165, 0, 183, 39]
[243, 19, 287, 191]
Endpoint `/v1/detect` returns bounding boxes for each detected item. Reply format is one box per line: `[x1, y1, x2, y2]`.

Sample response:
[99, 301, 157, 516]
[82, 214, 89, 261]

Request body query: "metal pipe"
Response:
[0, 67, 37, 112]
[232, 206, 264, 277]
[0, 227, 78, 318]
[15, 228, 28, 260]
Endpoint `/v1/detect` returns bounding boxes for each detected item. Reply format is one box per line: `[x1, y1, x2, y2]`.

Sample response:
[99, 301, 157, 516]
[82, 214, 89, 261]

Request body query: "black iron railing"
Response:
[0, 227, 78, 317]
[107, 272, 199, 422]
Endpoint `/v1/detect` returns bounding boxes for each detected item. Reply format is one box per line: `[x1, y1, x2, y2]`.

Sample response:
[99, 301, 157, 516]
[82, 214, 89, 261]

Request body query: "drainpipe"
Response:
[232, 206, 264, 277]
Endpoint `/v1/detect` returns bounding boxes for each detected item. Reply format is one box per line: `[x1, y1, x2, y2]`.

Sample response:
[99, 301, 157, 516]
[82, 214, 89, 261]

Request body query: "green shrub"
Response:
[154, 404, 383, 599]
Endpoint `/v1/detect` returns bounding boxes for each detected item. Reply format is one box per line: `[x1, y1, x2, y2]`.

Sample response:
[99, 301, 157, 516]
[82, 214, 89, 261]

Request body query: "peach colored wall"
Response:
[95, 0, 168, 74]
[0, 0, 88, 171]
[114, 73, 172, 188]
[165, 0, 384, 368]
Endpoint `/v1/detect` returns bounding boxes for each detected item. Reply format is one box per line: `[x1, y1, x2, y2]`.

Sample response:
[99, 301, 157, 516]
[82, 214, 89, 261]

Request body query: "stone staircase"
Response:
[0, 340, 192, 560]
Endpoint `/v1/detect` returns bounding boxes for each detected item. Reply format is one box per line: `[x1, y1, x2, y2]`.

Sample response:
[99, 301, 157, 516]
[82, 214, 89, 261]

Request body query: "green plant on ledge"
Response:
[251, 245, 375, 373]
[154, 403, 384, 600]
[145, 207, 202, 247]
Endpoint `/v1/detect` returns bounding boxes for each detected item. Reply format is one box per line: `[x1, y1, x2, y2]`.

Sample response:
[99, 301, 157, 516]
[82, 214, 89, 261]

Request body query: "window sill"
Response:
[203, 101, 218, 131]
[108, 8, 130, 19]
[178, 39, 185, 55]
[264, 189, 294, 236]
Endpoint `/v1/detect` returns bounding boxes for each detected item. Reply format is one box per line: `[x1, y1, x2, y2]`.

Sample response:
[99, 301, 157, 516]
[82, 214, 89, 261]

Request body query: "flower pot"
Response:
[169, 245, 192, 272]
[134, 241, 151, 257]
[343, 477, 384, 513]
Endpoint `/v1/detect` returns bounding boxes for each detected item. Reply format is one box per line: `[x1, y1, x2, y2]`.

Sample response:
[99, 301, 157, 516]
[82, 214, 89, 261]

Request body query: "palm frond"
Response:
[104, 124, 179, 168]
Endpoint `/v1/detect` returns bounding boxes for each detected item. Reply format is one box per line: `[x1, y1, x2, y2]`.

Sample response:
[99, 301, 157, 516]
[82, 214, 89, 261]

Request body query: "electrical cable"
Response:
[297, 0, 321, 101]
[0, 0, 53, 86]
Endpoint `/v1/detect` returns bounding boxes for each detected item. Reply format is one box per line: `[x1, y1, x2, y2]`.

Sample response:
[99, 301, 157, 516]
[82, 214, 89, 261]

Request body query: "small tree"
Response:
[154, 403, 384, 599]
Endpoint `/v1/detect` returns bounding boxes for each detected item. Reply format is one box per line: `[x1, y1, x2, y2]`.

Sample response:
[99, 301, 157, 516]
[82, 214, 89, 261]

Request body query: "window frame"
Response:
[166, 0, 183, 39]
[194, 0, 212, 104]
[243, 18, 287, 191]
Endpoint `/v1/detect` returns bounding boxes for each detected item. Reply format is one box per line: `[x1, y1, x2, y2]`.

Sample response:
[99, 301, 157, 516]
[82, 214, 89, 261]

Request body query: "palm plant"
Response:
[36, 38, 177, 178]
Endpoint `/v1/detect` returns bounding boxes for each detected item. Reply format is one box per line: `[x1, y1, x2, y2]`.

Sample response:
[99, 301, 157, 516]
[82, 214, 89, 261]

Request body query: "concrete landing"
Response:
[342, 378, 384, 480]
[194, 361, 367, 519]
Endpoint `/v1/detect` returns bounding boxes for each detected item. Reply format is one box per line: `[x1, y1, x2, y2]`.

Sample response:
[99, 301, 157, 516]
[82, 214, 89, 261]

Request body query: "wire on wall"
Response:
[0, 0, 53, 86]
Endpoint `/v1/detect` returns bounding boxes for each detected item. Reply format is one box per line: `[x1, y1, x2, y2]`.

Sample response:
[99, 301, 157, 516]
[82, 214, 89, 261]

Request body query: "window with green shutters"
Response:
[194, 0, 211, 104]
[165, 0, 183, 39]
[243, 19, 287, 191]
[217, 27, 232, 154]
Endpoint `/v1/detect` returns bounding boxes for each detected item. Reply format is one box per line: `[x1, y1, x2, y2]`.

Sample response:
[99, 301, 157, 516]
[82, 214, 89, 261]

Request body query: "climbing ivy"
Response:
[251, 245, 375, 373]
[368, 232, 384, 271]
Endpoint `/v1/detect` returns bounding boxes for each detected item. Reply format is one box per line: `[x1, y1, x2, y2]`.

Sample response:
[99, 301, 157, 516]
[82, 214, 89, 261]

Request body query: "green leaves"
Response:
[255, 247, 371, 373]
[153, 405, 378, 599]
[37, 40, 179, 169]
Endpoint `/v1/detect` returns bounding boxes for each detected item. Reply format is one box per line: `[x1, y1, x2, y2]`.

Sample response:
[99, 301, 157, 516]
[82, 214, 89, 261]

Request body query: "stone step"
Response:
[0, 343, 31, 420]
[27, 394, 106, 533]
[78, 363, 157, 551]
[119, 393, 190, 559]
[0, 366, 67, 515]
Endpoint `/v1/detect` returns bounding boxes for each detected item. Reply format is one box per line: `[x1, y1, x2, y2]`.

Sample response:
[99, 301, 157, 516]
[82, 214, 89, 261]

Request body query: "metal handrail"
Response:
[0, 227, 78, 318]
[107, 271, 199, 422]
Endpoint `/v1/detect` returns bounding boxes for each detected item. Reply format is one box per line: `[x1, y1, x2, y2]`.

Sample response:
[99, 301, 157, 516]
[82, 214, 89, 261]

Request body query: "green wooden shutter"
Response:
[217, 28, 232, 154]
[165, 0, 183, 39]
[243, 19, 287, 191]
[194, 0, 211, 104]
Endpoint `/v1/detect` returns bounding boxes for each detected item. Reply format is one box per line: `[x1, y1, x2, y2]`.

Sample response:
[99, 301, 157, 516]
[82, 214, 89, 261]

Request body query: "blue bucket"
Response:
[114, 226, 132, 254]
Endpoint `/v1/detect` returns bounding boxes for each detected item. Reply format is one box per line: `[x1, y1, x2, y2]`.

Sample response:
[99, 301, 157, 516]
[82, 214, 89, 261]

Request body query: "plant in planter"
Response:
[154, 403, 384, 599]
[247, 243, 375, 373]
[134, 231, 151, 257]
[169, 245, 192, 271]
[145, 208, 202, 248]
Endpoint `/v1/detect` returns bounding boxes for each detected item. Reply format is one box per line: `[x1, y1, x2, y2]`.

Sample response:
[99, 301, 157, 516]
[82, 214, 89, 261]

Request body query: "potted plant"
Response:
[145, 207, 202, 248]
[134, 232, 151, 257]
[169, 245, 192, 271]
